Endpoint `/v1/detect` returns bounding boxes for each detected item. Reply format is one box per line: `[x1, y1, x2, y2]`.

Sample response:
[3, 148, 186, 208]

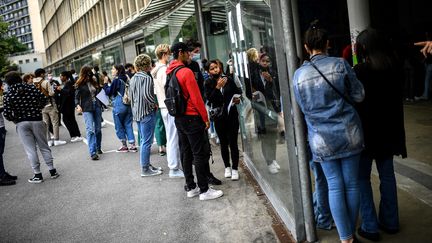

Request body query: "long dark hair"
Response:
[113, 64, 126, 76]
[60, 71, 74, 83]
[356, 28, 396, 70]
[304, 20, 328, 52]
[75, 66, 99, 88]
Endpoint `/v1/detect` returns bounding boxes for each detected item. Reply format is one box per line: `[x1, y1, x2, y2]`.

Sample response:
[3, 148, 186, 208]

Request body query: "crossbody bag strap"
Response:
[309, 61, 354, 106]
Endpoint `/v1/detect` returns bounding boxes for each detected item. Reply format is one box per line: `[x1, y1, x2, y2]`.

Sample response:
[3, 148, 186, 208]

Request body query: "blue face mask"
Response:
[192, 53, 201, 62]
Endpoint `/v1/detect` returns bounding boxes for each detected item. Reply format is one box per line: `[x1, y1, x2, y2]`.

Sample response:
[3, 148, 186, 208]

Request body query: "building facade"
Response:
[0, 0, 45, 73]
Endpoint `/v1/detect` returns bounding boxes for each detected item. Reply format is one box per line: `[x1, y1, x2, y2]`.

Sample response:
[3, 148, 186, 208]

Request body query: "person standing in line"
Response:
[57, 71, 83, 143]
[151, 44, 184, 178]
[293, 23, 364, 243]
[354, 28, 407, 241]
[0, 79, 17, 186]
[22, 73, 34, 85]
[125, 63, 136, 80]
[3, 71, 60, 183]
[33, 68, 66, 147]
[103, 64, 137, 152]
[204, 60, 242, 181]
[167, 42, 223, 200]
[75, 66, 103, 160]
[129, 54, 162, 177]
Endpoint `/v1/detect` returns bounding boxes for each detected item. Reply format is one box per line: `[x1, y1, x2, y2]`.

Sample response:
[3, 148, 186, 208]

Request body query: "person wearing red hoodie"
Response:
[167, 42, 223, 201]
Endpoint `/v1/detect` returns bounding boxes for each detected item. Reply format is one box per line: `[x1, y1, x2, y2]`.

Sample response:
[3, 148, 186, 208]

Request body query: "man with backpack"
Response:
[166, 42, 223, 201]
[33, 68, 66, 146]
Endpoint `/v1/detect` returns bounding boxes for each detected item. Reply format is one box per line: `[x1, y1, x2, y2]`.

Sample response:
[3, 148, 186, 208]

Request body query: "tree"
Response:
[0, 18, 28, 76]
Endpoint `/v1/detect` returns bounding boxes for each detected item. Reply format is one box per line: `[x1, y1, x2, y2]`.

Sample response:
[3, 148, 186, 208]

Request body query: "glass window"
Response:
[33, 58, 37, 62]
[25, 59, 30, 63]
[19, 60, 23, 64]
[226, 0, 295, 223]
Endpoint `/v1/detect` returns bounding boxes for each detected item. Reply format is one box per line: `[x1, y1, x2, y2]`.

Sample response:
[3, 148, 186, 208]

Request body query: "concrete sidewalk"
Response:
[0, 113, 282, 243]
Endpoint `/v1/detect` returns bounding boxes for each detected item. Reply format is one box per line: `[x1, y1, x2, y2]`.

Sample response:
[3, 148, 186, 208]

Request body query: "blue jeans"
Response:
[359, 153, 399, 233]
[136, 111, 156, 168]
[113, 97, 135, 144]
[83, 102, 102, 156]
[310, 160, 333, 230]
[321, 154, 360, 240]
[422, 63, 432, 98]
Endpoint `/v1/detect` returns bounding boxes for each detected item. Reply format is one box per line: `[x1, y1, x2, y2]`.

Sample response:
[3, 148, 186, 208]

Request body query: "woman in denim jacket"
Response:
[103, 64, 136, 153]
[293, 24, 364, 243]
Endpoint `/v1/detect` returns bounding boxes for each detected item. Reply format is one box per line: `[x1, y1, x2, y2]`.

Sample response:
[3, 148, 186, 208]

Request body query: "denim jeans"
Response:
[136, 111, 156, 168]
[321, 153, 360, 240]
[359, 153, 399, 233]
[422, 63, 432, 98]
[113, 97, 135, 144]
[310, 160, 333, 230]
[0, 127, 6, 176]
[83, 102, 102, 156]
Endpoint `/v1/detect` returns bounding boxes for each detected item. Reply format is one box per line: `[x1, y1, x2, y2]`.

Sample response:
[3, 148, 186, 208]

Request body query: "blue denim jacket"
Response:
[293, 54, 365, 162]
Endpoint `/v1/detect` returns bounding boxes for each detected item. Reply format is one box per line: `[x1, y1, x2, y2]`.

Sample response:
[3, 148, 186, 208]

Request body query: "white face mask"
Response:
[192, 53, 201, 62]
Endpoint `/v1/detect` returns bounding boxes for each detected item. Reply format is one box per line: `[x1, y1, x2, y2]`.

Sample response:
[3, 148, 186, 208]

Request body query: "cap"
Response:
[170, 42, 189, 55]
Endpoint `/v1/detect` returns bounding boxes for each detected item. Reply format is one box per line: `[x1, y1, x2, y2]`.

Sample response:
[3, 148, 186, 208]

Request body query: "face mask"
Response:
[212, 73, 221, 80]
[192, 53, 201, 62]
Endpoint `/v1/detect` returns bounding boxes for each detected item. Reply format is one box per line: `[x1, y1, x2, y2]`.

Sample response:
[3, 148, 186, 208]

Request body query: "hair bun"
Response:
[309, 19, 320, 30]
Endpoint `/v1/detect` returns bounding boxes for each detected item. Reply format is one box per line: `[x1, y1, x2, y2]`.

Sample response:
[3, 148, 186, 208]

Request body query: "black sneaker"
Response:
[97, 149, 103, 154]
[357, 227, 380, 241]
[0, 176, 16, 186]
[28, 173, 43, 184]
[49, 169, 60, 179]
[208, 174, 222, 185]
[378, 223, 399, 234]
[3, 172, 17, 180]
[91, 154, 100, 160]
[149, 164, 163, 171]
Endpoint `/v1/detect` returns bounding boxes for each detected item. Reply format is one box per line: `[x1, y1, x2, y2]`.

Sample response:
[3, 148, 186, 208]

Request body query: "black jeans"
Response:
[175, 115, 210, 193]
[214, 115, 240, 170]
[62, 109, 81, 138]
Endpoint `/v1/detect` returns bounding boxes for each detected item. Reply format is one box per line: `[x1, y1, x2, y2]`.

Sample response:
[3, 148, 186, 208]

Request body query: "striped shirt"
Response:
[128, 71, 156, 121]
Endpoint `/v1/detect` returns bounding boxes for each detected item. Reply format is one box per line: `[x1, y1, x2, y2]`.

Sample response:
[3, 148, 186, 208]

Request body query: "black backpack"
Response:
[164, 66, 188, 117]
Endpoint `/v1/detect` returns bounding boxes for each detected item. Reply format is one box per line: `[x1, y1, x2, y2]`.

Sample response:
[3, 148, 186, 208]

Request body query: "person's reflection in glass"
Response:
[249, 51, 282, 174]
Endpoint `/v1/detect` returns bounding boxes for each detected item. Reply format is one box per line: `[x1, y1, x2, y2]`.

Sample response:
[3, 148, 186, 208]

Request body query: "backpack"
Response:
[117, 78, 130, 105]
[164, 66, 188, 117]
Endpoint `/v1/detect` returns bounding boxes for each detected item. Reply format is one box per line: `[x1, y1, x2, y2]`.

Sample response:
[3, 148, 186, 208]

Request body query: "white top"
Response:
[151, 62, 168, 109]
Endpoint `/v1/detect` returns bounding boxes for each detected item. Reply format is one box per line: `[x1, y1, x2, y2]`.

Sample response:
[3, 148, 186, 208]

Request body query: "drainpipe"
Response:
[279, 0, 316, 242]
[347, 0, 370, 65]
[120, 36, 127, 64]
[194, 0, 209, 59]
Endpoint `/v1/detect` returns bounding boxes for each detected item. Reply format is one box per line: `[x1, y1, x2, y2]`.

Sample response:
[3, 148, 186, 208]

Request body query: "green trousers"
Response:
[154, 108, 166, 146]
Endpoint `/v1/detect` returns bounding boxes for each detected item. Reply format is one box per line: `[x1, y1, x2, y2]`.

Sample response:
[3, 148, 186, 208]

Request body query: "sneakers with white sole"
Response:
[169, 169, 184, 178]
[187, 186, 200, 198]
[54, 140, 67, 146]
[224, 167, 232, 178]
[28, 173, 43, 183]
[141, 167, 162, 177]
[268, 163, 279, 174]
[199, 188, 224, 201]
[231, 169, 239, 181]
[71, 137, 83, 143]
[272, 160, 281, 170]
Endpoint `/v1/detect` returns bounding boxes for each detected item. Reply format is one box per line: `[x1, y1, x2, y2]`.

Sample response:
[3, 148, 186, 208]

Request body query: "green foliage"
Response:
[0, 17, 29, 76]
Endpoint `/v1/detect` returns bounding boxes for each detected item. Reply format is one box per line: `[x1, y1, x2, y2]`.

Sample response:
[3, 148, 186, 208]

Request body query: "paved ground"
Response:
[1, 100, 431, 243]
[0, 110, 279, 243]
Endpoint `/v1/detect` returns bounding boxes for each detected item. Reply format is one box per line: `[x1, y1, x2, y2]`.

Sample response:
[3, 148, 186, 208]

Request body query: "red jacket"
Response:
[166, 60, 209, 123]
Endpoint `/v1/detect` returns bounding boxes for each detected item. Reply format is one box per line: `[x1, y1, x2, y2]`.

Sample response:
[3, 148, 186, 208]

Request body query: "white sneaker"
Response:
[268, 163, 279, 174]
[71, 137, 83, 143]
[187, 186, 200, 198]
[231, 169, 239, 181]
[48, 140, 54, 147]
[199, 188, 223, 201]
[224, 167, 232, 178]
[169, 169, 184, 178]
[101, 121, 107, 128]
[272, 160, 281, 170]
[54, 140, 67, 146]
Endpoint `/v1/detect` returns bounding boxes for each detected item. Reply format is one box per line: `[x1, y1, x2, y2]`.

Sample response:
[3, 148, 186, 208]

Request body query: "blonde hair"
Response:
[155, 44, 170, 60]
[246, 48, 259, 62]
[134, 54, 152, 72]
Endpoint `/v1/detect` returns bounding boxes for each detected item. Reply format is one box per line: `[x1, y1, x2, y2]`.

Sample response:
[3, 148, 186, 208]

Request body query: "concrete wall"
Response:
[123, 40, 137, 64]
[10, 53, 45, 74]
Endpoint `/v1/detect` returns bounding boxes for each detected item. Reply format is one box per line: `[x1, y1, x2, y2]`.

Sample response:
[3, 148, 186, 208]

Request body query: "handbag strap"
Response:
[309, 61, 354, 106]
